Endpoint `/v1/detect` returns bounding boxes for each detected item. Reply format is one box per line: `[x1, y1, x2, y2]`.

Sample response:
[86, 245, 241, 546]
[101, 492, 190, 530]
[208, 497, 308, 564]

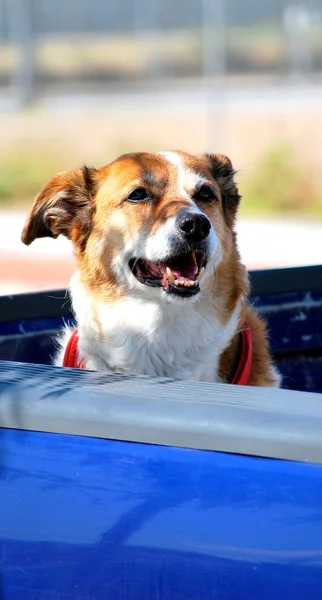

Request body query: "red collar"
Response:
[62, 329, 85, 370]
[63, 325, 253, 385]
[231, 325, 253, 385]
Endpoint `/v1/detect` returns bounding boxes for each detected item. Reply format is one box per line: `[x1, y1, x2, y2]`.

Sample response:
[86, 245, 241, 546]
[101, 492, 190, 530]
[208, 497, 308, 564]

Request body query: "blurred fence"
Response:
[0, 0, 321, 107]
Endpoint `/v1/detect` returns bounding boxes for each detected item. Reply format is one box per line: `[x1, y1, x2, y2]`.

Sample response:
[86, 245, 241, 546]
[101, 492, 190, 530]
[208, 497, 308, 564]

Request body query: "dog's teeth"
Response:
[172, 278, 200, 288]
[196, 267, 205, 281]
[166, 267, 175, 282]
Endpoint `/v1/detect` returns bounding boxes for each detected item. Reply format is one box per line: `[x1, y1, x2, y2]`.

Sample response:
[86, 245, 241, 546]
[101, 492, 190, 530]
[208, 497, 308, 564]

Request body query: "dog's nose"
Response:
[176, 212, 211, 242]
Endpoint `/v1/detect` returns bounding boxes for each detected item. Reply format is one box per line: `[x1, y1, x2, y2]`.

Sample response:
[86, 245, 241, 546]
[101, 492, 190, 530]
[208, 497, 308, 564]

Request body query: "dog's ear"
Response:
[21, 165, 97, 250]
[205, 153, 241, 225]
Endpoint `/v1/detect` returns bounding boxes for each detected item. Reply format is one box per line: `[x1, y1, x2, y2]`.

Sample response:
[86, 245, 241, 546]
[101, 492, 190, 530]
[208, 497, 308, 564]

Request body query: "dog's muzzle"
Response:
[129, 210, 213, 298]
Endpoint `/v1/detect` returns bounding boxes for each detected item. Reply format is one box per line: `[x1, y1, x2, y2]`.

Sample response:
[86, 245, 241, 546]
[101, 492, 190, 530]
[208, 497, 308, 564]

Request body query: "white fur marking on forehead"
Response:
[158, 151, 205, 197]
[185, 170, 206, 190]
[158, 151, 183, 167]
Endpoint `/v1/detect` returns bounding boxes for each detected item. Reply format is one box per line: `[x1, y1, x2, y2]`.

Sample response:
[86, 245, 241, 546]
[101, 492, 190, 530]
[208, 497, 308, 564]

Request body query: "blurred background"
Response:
[0, 0, 321, 295]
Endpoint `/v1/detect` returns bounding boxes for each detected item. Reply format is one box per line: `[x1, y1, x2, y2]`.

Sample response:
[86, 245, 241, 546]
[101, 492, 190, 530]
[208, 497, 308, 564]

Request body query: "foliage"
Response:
[0, 144, 63, 207]
[240, 142, 322, 217]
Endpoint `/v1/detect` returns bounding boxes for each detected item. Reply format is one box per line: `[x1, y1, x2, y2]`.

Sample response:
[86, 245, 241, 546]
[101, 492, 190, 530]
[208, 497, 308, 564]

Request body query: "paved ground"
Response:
[0, 211, 321, 295]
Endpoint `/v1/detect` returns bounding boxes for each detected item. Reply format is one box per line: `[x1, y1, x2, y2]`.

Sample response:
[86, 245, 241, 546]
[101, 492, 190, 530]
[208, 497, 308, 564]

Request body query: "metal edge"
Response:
[0, 289, 72, 323]
[1, 361, 322, 464]
[0, 265, 321, 323]
[250, 264, 322, 296]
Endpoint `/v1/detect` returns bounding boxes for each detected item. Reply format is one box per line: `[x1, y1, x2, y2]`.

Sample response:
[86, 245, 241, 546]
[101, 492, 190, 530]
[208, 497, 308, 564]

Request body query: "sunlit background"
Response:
[0, 0, 321, 295]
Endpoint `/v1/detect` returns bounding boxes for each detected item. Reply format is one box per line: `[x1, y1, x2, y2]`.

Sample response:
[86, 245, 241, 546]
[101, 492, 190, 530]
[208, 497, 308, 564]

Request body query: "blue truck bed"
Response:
[0, 265, 322, 600]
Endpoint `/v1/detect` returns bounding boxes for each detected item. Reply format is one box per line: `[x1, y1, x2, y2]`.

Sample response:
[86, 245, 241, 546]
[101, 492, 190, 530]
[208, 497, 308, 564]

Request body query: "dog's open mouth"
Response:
[129, 251, 207, 297]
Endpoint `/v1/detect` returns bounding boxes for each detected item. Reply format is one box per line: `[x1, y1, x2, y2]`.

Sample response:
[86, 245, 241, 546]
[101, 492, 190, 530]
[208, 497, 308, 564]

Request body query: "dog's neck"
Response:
[68, 272, 244, 382]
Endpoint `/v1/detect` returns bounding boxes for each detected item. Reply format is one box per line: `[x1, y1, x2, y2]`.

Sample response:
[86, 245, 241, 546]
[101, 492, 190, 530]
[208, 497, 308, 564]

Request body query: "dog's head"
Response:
[22, 151, 241, 302]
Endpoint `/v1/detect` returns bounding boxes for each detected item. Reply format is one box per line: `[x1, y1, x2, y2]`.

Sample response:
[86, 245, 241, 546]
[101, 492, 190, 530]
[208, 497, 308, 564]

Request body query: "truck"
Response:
[0, 264, 321, 600]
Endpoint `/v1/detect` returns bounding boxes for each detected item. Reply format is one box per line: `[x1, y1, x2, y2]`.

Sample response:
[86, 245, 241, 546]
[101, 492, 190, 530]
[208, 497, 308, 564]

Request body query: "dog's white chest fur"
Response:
[59, 274, 241, 382]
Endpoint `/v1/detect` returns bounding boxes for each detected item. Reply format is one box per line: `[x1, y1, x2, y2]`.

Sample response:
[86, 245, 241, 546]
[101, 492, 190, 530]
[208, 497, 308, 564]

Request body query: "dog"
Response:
[21, 151, 280, 387]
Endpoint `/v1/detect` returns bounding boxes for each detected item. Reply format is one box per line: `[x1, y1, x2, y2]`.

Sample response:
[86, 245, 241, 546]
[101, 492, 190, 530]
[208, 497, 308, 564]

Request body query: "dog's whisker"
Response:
[130, 257, 140, 273]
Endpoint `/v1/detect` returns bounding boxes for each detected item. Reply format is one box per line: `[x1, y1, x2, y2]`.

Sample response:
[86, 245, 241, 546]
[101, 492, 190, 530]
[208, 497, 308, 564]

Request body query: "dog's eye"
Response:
[127, 188, 150, 203]
[194, 185, 216, 203]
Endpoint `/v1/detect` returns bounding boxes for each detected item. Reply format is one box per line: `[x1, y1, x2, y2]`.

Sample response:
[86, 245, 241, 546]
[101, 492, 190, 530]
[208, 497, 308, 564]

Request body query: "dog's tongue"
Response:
[136, 252, 200, 289]
[163, 259, 197, 279]
[161, 253, 198, 288]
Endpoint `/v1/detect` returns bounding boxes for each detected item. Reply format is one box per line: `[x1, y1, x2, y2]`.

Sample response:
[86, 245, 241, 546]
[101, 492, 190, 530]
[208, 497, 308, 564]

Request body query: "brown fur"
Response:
[21, 151, 279, 386]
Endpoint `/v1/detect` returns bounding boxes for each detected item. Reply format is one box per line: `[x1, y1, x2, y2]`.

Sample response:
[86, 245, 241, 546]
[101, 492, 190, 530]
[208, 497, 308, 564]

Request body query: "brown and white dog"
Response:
[22, 151, 280, 386]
